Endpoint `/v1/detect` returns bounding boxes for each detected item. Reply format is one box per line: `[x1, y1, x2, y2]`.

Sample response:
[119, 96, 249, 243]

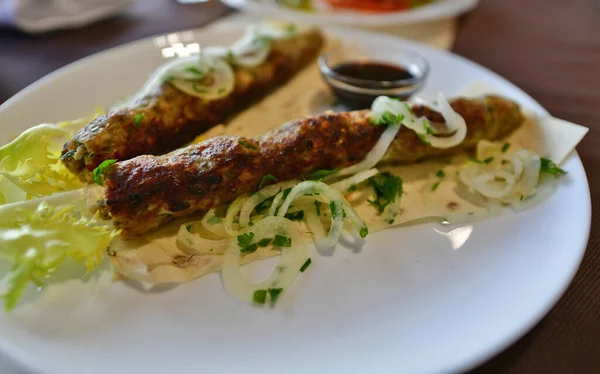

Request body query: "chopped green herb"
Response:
[259, 174, 278, 188]
[359, 226, 368, 238]
[134, 113, 144, 128]
[501, 159, 509, 165]
[417, 133, 431, 145]
[92, 159, 117, 186]
[238, 232, 257, 253]
[255, 195, 276, 215]
[501, 143, 511, 153]
[314, 201, 321, 216]
[540, 157, 566, 175]
[484, 157, 495, 164]
[186, 225, 192, 232]
[60, 149, 76, 160]
[282, 187, 292, 200]
[248, 221, 254, 227]
[329, 201, 342, 219]
[371, 111, 404, 126]
[348, 184, 357, 192]
[423, 119, 434, 134]
[520, 194, 525, 201]
[284, 210, 305, 221]
[432, 181, 441, 191]
[184, 66, 204, 75]
[300, 258, 312, 272]
[385, 218, 395, 225]
[193, 83, 207, 93]
[257, 238, 272, 247]
[469, 157, 484, 164]
[268, 288, 283, 303]
[165, 75, 176, 81]
[226, 50, 234, 60]
[367, 172, 403, 213]
[273, 234, 292, 247]
[436, 170, 445, 178]
[253, 289, 267, 304]
[404, 103, 413, 114]
[444, 158, 452, 165]
[238, 140, 259, 150]
[309, 168, 339, 181]
[286, 23, 297, 33]
[218, 87, 227, 94]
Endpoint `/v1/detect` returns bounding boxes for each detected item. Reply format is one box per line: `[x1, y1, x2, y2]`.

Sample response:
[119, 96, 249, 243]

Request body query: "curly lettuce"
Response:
[0, 116, 93, 204]
[0, 186, 116, 310]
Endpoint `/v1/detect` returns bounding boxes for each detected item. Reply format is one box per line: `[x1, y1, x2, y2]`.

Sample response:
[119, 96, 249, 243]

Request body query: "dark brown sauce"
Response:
[333, 61, 414, 82]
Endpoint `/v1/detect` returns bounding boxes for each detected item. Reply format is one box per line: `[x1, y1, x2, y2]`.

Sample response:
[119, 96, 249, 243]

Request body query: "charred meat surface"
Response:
[61, 29, 324, 182]
[102, 95, 523, 238]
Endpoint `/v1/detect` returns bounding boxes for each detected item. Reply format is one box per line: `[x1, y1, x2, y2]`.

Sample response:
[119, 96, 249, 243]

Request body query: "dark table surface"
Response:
[1, 0, 599, 373]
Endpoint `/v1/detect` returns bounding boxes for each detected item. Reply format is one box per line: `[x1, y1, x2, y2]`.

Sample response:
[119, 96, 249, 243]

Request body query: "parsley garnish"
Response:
[300, 258, 312, 272]
[226, 50, 234, 61]
[184, 66, 204, 76]
[186, 225, 192, 232]
[520, 194, 525, 201]
[329, 201, 342, 219]
[286, 23, 297, 33]
[273, 235, 292, 247]
[484, 157, 495, 164]
[238, 232, 257, 253]
[423, 119, 434, 134]
[501, 159, 509, 165]
[268, 288, 283, 303]
[259, 174, 278, 188]
[418, 133, 431, 145]
[540, 158, 566, 175]
[501, 143, 511, 153]
[314, 201, 321, 216]
[359, 226, 368, 238]
[238, 140, 259, 150]
[469, 157, 484, 164]
[255, 195, 276, 214]
[193, 83, 207, 93]
[253, 290, 267, 304]
[257, 238, 272, 247]
[134, 113, 144, 128]
[218, 87, 227, 94]
[92, 159, 117, 186]
[371, 111, 404, 126]
[348, 184, 357, 192]
[284, 210, 304, 221]
[60, 149, 76, 160]
[432, 181, 441, 191]
[436, 170, 445, 178]
[309, 168, 339, 181]
[367, 172, 403, 213]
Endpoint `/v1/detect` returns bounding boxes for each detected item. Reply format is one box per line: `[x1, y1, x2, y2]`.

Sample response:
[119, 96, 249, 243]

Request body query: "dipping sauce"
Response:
[322, 60, 423, 109]
[332, 62, 415, 82]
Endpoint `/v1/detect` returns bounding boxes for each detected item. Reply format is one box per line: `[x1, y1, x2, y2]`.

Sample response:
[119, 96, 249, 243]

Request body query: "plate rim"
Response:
[219, 0, 479, 26]
[0, 22, 591, 374]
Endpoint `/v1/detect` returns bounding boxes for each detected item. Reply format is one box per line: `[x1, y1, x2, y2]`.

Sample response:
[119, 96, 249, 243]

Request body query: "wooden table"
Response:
[1, 0, 599, 372]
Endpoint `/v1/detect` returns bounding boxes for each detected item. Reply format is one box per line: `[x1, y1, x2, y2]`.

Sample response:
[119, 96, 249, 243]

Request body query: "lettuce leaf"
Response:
[0, 117, 92, 204]
[0, 186, 116, 310]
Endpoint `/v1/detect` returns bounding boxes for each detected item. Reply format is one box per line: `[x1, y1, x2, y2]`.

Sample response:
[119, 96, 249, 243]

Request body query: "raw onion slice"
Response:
[221, 216, 308, 304]
[276, 181, 368, 247]
[170, 55, 235, 100]
[239, 181, 297, 227]
[331, 168, 378, 191]
[177, 222, 228, 254]
[201, 207, 228, 238]
[224, 195, 249, 236]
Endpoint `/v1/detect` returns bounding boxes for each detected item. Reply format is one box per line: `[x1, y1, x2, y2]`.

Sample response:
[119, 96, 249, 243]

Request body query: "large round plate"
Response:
[220, 0, 478, 26]
[0, 24, 590, 374]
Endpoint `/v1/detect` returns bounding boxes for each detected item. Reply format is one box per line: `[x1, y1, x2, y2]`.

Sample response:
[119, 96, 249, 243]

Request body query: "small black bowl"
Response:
[319, 45, 429, 109]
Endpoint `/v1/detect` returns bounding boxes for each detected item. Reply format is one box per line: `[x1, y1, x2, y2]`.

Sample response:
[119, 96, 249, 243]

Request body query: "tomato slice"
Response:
[322, 0, 414, 13]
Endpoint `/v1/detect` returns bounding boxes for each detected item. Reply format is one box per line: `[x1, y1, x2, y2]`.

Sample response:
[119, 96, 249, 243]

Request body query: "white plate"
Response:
[220, 0, 478, 26]
[0, 24, 590, 374]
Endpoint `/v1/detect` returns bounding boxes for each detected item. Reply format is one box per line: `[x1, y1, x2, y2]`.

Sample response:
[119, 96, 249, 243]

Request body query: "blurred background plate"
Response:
[220, 0, 478, 26]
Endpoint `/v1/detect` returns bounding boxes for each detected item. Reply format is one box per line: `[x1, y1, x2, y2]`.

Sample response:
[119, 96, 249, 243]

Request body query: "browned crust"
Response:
[61, 29, 325, 182]
[103, 95, 524, 238]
